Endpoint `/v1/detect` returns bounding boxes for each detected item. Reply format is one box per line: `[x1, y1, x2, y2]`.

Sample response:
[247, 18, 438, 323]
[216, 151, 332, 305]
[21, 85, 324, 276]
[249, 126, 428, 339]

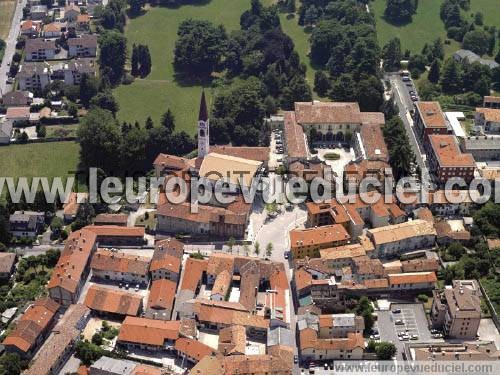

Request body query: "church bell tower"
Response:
[198, 91, 210, 158]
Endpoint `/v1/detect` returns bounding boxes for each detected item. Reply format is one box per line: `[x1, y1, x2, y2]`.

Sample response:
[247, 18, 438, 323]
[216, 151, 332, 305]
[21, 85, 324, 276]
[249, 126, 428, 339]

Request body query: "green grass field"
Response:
[371, 0, 460, 56]
[0, 142, 80, 187]
[114, 1, 252, 135]
[468, 0, 500, 30]
[0, 0, 15, 40]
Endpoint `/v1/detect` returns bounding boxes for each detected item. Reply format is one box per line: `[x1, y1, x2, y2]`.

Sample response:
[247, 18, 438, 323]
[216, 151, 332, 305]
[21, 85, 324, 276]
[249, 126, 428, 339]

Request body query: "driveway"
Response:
[0, 0, 27, 95]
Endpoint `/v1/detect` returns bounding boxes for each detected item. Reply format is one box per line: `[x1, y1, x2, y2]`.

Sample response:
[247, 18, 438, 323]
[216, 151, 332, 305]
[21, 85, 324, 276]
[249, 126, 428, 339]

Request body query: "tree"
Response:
[440, 57, 462, 93]
[145, 116, 154, 129]
[45, 248, 61, 267]
[128, 0, 145, 15]
[77, 108, 122, 173]
[161, 109, 176, 135]
[376, 342, 397, 360]
[0, 352, 26, 375]
[281, 75, 312, 110]
[254, 241, 260, 256]
[266, 242, 273, 257]
[138, 44, 152, 77]
[382, 38, 402, 71]
[79, 74, 99, 107]
[356, 75, 384, 112]
[304, 5, 319, 26]
[474, 12, 483, 26]
[72, 202, 95, 231]
[384, 0, 418, 23]
[90, 91, 119, 116]
[98, 30, 127, 85]
[226, 237, 236, 252]
[383, 117, 416, 179]
[428, 59, 441, 83]
[286, 0, 295, 14]
[314, 70, 330, 97]
[173, 19, 227, 78]
[131, 44, 139, 76]
[75, 340, 105, 366]
[92, 332, 104, 345]
[462, 29, 491, 55]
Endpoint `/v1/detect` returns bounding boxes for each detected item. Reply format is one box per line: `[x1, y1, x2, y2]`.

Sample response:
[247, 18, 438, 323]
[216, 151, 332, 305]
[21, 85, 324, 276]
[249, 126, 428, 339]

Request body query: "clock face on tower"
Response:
[200, 129, 205, 137]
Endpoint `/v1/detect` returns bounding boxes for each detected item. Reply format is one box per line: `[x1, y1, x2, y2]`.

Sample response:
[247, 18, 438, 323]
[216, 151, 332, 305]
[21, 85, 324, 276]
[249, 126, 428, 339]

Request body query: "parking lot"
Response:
[376, 303, 439, 360]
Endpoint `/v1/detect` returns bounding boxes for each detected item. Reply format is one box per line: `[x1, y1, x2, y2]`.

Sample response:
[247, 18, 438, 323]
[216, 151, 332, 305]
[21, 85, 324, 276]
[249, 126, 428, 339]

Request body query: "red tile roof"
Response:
[118, 316, 180, 346]
[148, 279, 176, 310]
[91, 249, 150, 276]
[428, 135, 475, 168]
[84, 285, 142, 316]
[175, 338, 215, 362]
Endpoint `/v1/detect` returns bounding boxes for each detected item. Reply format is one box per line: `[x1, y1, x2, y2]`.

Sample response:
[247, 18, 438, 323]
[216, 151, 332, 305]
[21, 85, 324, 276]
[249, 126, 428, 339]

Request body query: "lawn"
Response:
[0, 142, 81, 192]
[45, 124, 79, 139]
[114, 0, 252, 135]
[468, 0, 500, 30]
[0, 0, 15, 40]
[370, 0, 460, 56]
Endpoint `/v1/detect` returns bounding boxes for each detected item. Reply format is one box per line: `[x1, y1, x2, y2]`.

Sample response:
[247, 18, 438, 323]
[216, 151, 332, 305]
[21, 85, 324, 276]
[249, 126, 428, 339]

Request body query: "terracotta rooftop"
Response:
[91, 249, 150, 276]
[0, 252, 16, 274]
[153, 153, 191, 171]
[416, 101, 447, 129]
[484, 96, 500, 104]
[401, 258, 439, 273]
[93, 213, 128, 225]
[2, 298, 59, 353]
[24, 304, 90, 375]
[118, 316, 180, 346]
[299, 329, 364, 351]
[319, 243, 367, 261]
[209, 145, 270, 162]
[428, 135, 475, 168]
[196, 304, 269, 329]
[352, 257, 385, 276]
[85, 225, 145, 238]
[6, 106, 30, 119]
[294, 267, 313, 291]
[211, 270, 232, 298]
[175, 337, 215, 362]
[359, 123, 388, 161]
[476, 107, 500, 123]
[180, 258, 207, 291]
[62, 192, 88, 216]
[290, 224, 350, 249]
[153, 237, 184, 259]
[387, 272, 437, 285]
[47, 229, 97, 293]
[207, 253, 235, 276]
[294, 101, 362, 124]
[147, 279, 176, 311]
[84, 285, 142, 316]
[443, 286, 481, 319]
[367, 219, 436, 245]
[283, 111, 308, 159]
[218, 325, 246, 355]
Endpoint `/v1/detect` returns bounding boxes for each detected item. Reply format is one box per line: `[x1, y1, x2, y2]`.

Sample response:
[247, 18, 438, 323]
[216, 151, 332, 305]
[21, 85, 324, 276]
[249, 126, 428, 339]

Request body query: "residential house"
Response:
[9, 211, 45, 238]
[410, 341, 500, 361]
[48, 229, 98, 305]
[89, 357, 162, 375]
[461, 136, 500, 161]
[42, 22, 64, 38]
[2, 91, 33, 107]
[84, 225, 145, 246]
[174, 338, 216, 364]
[30, 5, 48, 20]
[93, 213, 128, 227]
[90, 249, 150, 285]
[149, 238, 183, 281]
[414, 102, 449, 144]
[0, 253, 17, 281]
[483, 96, 500, 109]
[144, 279, 176, 320]
[475, 107, 500, 133]
[6, 106, 31, 125]
[68, 34, 98, 57]
[76, 14, 91, 32]
[20, 20, 41, 38]
[426, 134, 475, 184]
[84, 285, 143, 318]
[64, 4, 81, 21]
[23, 304, 91, 375]
[387, 272, 437, 291]
[62, 58, 96, 85]
[431, 284, 481, 339]
[117, 317, 180, 351]
[25, 38, 57, 61]
[3, 298, 59, 358]
[299, 329, 364, 361]
[318, 313, 364, 338]
[289, 224, 351, 259]
[218, 325, 246, 356]
[17, 62, 51, 91]
[366, 219, 437, 258]
[0, 118, 13, 144]
[62, 192, 88, 223]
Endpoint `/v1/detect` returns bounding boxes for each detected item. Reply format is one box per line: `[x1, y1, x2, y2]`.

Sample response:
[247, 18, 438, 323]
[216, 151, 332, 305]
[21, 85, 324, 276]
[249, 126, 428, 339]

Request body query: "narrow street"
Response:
[0, 0, 27, 96]
[387, 74, 432, 185]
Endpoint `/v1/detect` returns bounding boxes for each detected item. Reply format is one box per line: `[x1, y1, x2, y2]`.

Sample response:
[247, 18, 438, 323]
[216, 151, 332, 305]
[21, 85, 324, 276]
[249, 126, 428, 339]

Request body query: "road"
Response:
[0, 0, 26, 96]
[387, 74, 432, 186]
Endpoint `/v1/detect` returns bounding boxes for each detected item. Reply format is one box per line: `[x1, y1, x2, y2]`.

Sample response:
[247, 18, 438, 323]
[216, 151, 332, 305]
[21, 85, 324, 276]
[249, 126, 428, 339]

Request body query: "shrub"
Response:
[418, 294, 429, 303]
[323, 152, 340, 160]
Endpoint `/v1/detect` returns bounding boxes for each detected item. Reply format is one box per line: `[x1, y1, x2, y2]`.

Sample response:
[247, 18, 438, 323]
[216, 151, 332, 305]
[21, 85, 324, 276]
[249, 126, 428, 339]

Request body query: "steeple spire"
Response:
[199, 90, 208, 122]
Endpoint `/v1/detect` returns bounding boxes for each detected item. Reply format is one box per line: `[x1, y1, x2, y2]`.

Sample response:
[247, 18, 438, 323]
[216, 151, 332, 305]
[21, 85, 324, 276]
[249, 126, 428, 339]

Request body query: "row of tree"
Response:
[173, 0, 312, 146]
[307, 0, 384, 111]
[131, 44, 152, 77]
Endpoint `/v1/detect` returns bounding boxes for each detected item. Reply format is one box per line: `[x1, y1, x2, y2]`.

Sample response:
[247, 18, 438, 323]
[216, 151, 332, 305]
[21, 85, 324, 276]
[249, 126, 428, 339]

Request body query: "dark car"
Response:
[392, 308, 401, 314]
[293, 355, 298, 364]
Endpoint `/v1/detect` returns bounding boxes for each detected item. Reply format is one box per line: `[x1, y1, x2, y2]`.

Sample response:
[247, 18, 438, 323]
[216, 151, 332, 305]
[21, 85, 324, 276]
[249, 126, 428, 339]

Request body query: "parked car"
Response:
[293, 355, 298, 364]
[392, 308, 401, 314]
[395, 319, 405, 325]
[323, 363, 328, 370]
[410, 334, 419, 340]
